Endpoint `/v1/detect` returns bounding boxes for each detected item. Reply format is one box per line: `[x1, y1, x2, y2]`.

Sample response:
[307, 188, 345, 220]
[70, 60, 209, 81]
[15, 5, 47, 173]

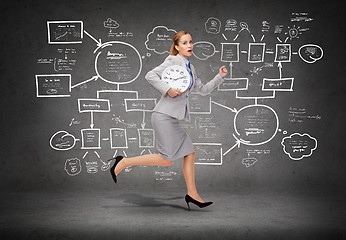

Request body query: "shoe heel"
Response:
[186, 202, 190, 211]
[109, 156, 124, 184]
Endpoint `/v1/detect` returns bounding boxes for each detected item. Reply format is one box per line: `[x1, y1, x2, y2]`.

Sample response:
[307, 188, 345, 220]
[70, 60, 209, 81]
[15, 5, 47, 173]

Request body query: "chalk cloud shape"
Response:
[145, 26, 176, 54]
[281, 133, 317, 160]
[104, 18, 119, 29]
[242, 157, 257, 167]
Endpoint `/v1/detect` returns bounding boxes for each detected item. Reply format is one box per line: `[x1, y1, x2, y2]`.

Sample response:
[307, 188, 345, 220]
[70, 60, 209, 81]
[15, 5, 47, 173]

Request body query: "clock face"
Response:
[162, 65, 191, 92]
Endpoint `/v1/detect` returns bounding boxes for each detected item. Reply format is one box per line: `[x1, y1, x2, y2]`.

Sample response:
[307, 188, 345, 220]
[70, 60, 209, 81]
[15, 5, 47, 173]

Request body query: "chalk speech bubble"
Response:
[298, 44, 323, 63]
[145, 26, 176, 54]
[192, 41, 216, 60]
[281, 133, 317, 160]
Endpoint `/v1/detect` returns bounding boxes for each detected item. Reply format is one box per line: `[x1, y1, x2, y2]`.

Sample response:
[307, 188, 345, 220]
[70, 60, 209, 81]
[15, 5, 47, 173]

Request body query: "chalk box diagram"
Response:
[36, 15, 323, 176]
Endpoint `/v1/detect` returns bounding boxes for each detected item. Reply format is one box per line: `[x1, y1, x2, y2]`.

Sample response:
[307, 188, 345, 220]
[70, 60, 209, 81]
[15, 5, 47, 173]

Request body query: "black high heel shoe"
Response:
[108, 156, 124, 184]
[185, 194, 213, 211]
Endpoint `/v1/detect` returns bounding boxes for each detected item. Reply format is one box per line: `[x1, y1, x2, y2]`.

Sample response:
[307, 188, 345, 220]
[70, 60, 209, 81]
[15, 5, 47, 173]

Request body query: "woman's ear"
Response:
[175, 45, 179, 52]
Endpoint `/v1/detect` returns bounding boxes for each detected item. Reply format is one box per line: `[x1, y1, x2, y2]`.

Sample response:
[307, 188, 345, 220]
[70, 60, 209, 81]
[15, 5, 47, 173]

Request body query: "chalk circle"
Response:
[240, 22, 249, 31]
[192, 41, 216, 60]
[94, 41, 142, 84]
[101, 163, 111, 171]
[234, 104, 279, 146]
[298, 44, 323, 64]
[50, 130, 76, 151]
[288, 28, 298, 38]
[283, 130, 288, 134]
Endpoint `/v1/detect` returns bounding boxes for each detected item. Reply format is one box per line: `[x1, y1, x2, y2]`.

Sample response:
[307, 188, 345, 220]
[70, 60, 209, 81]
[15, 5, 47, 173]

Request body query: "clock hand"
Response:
[172, 76, 186, 81]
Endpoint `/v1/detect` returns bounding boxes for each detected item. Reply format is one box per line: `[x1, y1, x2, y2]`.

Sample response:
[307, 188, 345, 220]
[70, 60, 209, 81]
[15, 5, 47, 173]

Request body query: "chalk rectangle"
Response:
[248, 43, 266, 63]
[78, 99, 110, 113]
[47, 21, 83, 44]
[275, 44, 291, 62]
[262, 78, 294, 91]
[189, 93, 211, 114]
[110, 128, 128, 149]
[194, 143, 223, 165]
[218, 78, 248, 91]
[125, 99, 157, 112]
[221, 43, 239, 62]
[36, 74, 71, 97]
[81, 129, 101, 149]
[138, 129, 155, 148]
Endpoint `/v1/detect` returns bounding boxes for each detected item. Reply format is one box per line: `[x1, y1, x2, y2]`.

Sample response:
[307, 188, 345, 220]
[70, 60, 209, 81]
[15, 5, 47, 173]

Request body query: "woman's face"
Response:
[175, 34, 193, 59]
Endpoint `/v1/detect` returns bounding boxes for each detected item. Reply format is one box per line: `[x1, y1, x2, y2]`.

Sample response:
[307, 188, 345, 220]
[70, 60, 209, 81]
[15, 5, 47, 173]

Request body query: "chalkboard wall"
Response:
[1, 0, 345, 192]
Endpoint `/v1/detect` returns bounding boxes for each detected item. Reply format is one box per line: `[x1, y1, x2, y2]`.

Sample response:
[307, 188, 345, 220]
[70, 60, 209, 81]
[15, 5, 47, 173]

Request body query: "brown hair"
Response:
[170, 31, 189, 56]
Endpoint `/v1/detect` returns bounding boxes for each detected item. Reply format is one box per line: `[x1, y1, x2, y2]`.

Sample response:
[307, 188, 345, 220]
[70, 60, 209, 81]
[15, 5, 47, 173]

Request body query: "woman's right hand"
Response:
[167, 88, 182, 98]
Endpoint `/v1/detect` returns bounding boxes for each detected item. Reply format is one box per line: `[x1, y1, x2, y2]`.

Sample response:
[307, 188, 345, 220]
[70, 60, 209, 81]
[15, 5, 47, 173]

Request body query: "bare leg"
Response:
[114, 154, 173, 175]
[183, 151, 205, 203]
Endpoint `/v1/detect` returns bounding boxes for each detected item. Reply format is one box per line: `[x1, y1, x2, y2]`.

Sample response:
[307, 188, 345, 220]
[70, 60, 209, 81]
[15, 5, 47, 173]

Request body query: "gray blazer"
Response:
[145, 55, 224, 121]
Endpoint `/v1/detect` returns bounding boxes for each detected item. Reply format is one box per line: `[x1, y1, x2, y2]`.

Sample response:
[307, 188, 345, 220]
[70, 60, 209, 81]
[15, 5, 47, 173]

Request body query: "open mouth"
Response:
[188, 50, 192, 53]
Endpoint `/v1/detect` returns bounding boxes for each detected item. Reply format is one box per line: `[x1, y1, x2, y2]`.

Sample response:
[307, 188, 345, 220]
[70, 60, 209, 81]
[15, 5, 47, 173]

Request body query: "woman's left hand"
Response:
[219, 66, 228, 78]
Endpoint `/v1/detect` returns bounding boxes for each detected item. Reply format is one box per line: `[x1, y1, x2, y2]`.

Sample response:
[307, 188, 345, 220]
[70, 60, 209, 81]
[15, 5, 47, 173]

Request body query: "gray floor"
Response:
[1, 187, 345, 240]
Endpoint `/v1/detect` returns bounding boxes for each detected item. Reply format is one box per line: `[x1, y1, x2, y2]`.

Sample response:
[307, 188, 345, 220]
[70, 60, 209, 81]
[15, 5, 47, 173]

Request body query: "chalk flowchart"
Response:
[37, 14, 321, 176]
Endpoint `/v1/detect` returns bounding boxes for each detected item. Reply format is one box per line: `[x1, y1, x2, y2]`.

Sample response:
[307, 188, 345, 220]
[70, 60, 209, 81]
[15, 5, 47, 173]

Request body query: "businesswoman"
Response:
[109, 31, 228, 210]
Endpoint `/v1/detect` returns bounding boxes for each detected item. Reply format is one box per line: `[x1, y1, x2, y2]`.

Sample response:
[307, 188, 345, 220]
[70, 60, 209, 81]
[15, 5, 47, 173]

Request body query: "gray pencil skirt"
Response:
[151, 111, 195, 161]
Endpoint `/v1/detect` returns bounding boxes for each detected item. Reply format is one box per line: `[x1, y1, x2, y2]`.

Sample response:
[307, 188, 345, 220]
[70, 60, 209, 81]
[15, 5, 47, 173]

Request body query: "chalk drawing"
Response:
[50, 130, 76, 151]
[145, 26, 176, 54]
[205, 17, 221, 34]
[64, 158, 82, 176]
[281, 133, 317, 160]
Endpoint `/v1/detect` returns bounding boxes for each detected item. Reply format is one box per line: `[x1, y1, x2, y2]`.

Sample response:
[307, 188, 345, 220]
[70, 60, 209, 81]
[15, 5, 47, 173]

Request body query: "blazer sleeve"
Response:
[145, 55, 175, 95]
[193, 73, 224, 96]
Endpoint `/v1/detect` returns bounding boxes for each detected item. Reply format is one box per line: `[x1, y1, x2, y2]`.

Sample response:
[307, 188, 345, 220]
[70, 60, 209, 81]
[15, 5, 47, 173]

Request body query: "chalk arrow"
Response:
[71, 75, 98, 89]
[229, 62, 233, 78]
[211, 101, 237, 113]
[84, 30, 102, 47]
[141, 111, 146, 129]
[278, 62, 282, 79]
[223, 140, 241, 156]
[90, 112, 94, 129]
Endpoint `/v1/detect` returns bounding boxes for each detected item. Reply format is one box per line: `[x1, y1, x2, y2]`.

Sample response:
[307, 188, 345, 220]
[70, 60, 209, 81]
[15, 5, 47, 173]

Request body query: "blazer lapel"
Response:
[176, 55, 186, 67]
